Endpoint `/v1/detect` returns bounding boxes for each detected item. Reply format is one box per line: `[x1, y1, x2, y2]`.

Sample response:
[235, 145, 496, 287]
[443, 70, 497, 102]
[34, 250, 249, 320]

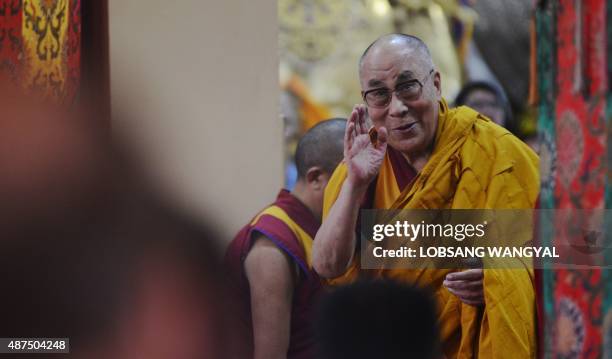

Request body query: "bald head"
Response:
[357, 34, 441, 162]
[295, 118, 346, 179]
[359, 34, 433, 75]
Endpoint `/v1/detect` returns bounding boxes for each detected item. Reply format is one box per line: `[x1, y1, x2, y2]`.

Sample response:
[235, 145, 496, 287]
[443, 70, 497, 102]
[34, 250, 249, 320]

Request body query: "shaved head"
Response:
[359, 34, 433, 75]
[295, 118, 346, 179]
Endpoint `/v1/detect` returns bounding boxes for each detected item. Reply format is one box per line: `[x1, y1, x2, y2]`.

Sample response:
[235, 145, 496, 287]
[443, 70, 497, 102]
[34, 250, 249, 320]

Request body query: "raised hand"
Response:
[344, 104, 388, 190]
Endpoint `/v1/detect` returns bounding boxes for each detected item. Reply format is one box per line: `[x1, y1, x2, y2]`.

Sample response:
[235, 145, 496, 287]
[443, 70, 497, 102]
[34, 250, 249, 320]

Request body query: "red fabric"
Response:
[64, 0, 81, 106]
[0, 0, 22, 83]
[387, 146, 417, 192]
[550, 0, 607, 357]
[0, 0, 82, 105]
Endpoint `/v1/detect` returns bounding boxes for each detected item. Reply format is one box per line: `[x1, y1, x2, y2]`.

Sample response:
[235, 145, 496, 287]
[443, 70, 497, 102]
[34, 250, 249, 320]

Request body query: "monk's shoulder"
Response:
[457, 114, 538, 194]
[451, 106, 508, 157]
[462, 115, 537, 164]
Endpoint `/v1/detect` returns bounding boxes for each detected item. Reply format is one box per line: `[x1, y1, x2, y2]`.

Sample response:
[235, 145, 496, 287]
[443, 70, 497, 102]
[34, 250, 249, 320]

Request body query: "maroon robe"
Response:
[225, 190, 322, 359]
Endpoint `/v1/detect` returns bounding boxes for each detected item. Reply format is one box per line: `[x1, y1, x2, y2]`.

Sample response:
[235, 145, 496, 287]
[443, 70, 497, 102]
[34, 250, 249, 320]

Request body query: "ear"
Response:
[305, 166, 325, 190]
[433, 71, 442, 97]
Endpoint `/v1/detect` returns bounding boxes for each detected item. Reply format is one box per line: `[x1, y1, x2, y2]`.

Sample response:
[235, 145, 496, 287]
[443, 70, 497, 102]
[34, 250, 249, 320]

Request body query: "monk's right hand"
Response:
[344, 104, 387, 190]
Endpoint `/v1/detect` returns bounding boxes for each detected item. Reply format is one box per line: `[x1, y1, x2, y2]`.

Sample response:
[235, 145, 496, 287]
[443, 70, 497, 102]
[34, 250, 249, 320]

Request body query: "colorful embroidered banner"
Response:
[0, 0, 80, 104]
[537, 0, 610, 357]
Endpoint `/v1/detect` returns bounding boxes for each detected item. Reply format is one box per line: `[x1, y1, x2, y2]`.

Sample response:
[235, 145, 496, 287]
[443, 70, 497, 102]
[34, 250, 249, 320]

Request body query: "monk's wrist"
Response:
[344, 177, 370, 200]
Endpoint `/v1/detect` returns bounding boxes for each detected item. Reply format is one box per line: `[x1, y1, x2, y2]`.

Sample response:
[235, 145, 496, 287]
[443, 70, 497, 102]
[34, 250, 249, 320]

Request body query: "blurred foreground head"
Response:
[316, 280, 440, 359]
[0, 87, 234, 358]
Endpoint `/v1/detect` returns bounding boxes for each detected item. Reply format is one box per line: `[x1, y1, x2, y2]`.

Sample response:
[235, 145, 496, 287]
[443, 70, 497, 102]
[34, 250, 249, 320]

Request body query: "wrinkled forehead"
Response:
[359, 46, 429, 89]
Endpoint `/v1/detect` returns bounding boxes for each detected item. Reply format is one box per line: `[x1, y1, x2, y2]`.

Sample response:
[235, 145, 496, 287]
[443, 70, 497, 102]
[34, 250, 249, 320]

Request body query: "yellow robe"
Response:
[323, 99, 539, 358]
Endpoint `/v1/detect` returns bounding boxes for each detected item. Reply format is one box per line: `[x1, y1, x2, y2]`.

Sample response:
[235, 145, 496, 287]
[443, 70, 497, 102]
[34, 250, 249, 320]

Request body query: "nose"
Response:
[388, 92, 408, 118]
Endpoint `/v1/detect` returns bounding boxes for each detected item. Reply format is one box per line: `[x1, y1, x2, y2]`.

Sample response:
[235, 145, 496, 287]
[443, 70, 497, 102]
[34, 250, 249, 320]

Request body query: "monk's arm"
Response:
[244, 234, 297, 359]
[313, 179, 367, 278]
[314, 105, 387, 278]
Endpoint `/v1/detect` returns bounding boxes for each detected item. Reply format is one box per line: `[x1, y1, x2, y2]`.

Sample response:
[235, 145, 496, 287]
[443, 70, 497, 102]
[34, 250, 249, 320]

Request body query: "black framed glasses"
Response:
[363, 69, 435, 108]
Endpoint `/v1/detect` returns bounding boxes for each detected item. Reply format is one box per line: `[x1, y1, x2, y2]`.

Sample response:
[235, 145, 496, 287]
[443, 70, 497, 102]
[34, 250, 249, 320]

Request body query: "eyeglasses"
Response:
[363, 69, 434, 108]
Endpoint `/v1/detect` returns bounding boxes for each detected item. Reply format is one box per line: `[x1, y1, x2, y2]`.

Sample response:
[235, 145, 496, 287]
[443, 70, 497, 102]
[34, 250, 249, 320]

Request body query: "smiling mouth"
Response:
[393, 122, 417, 132]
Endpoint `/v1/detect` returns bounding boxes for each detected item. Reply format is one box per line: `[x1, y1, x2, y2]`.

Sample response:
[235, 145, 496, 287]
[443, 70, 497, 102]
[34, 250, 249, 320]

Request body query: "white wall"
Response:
[109, 0, 282, 243]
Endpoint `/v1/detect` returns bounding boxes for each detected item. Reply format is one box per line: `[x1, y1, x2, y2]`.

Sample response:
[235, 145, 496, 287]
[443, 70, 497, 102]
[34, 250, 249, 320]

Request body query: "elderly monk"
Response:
[226, 118, 346, 359]
[313, 34, 539, 358]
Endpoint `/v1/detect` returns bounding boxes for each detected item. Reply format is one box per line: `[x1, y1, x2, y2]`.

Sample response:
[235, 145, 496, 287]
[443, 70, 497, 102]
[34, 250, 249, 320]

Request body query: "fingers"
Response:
[444, 269, 485, 307]
[372, 126, 388, 154]
[347, 105, 371, 156]
[445, 269, 483, 281]
[356, 105, 367, 135]
[445, 286, 485, 306]
[345, 108, 358, 155]
[349, 134, 372, 155]
[460, 297, 485, 307]
[445, 286, 483, 300]
[443, 279, 483, 291]
[377, 126, 388, 145]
